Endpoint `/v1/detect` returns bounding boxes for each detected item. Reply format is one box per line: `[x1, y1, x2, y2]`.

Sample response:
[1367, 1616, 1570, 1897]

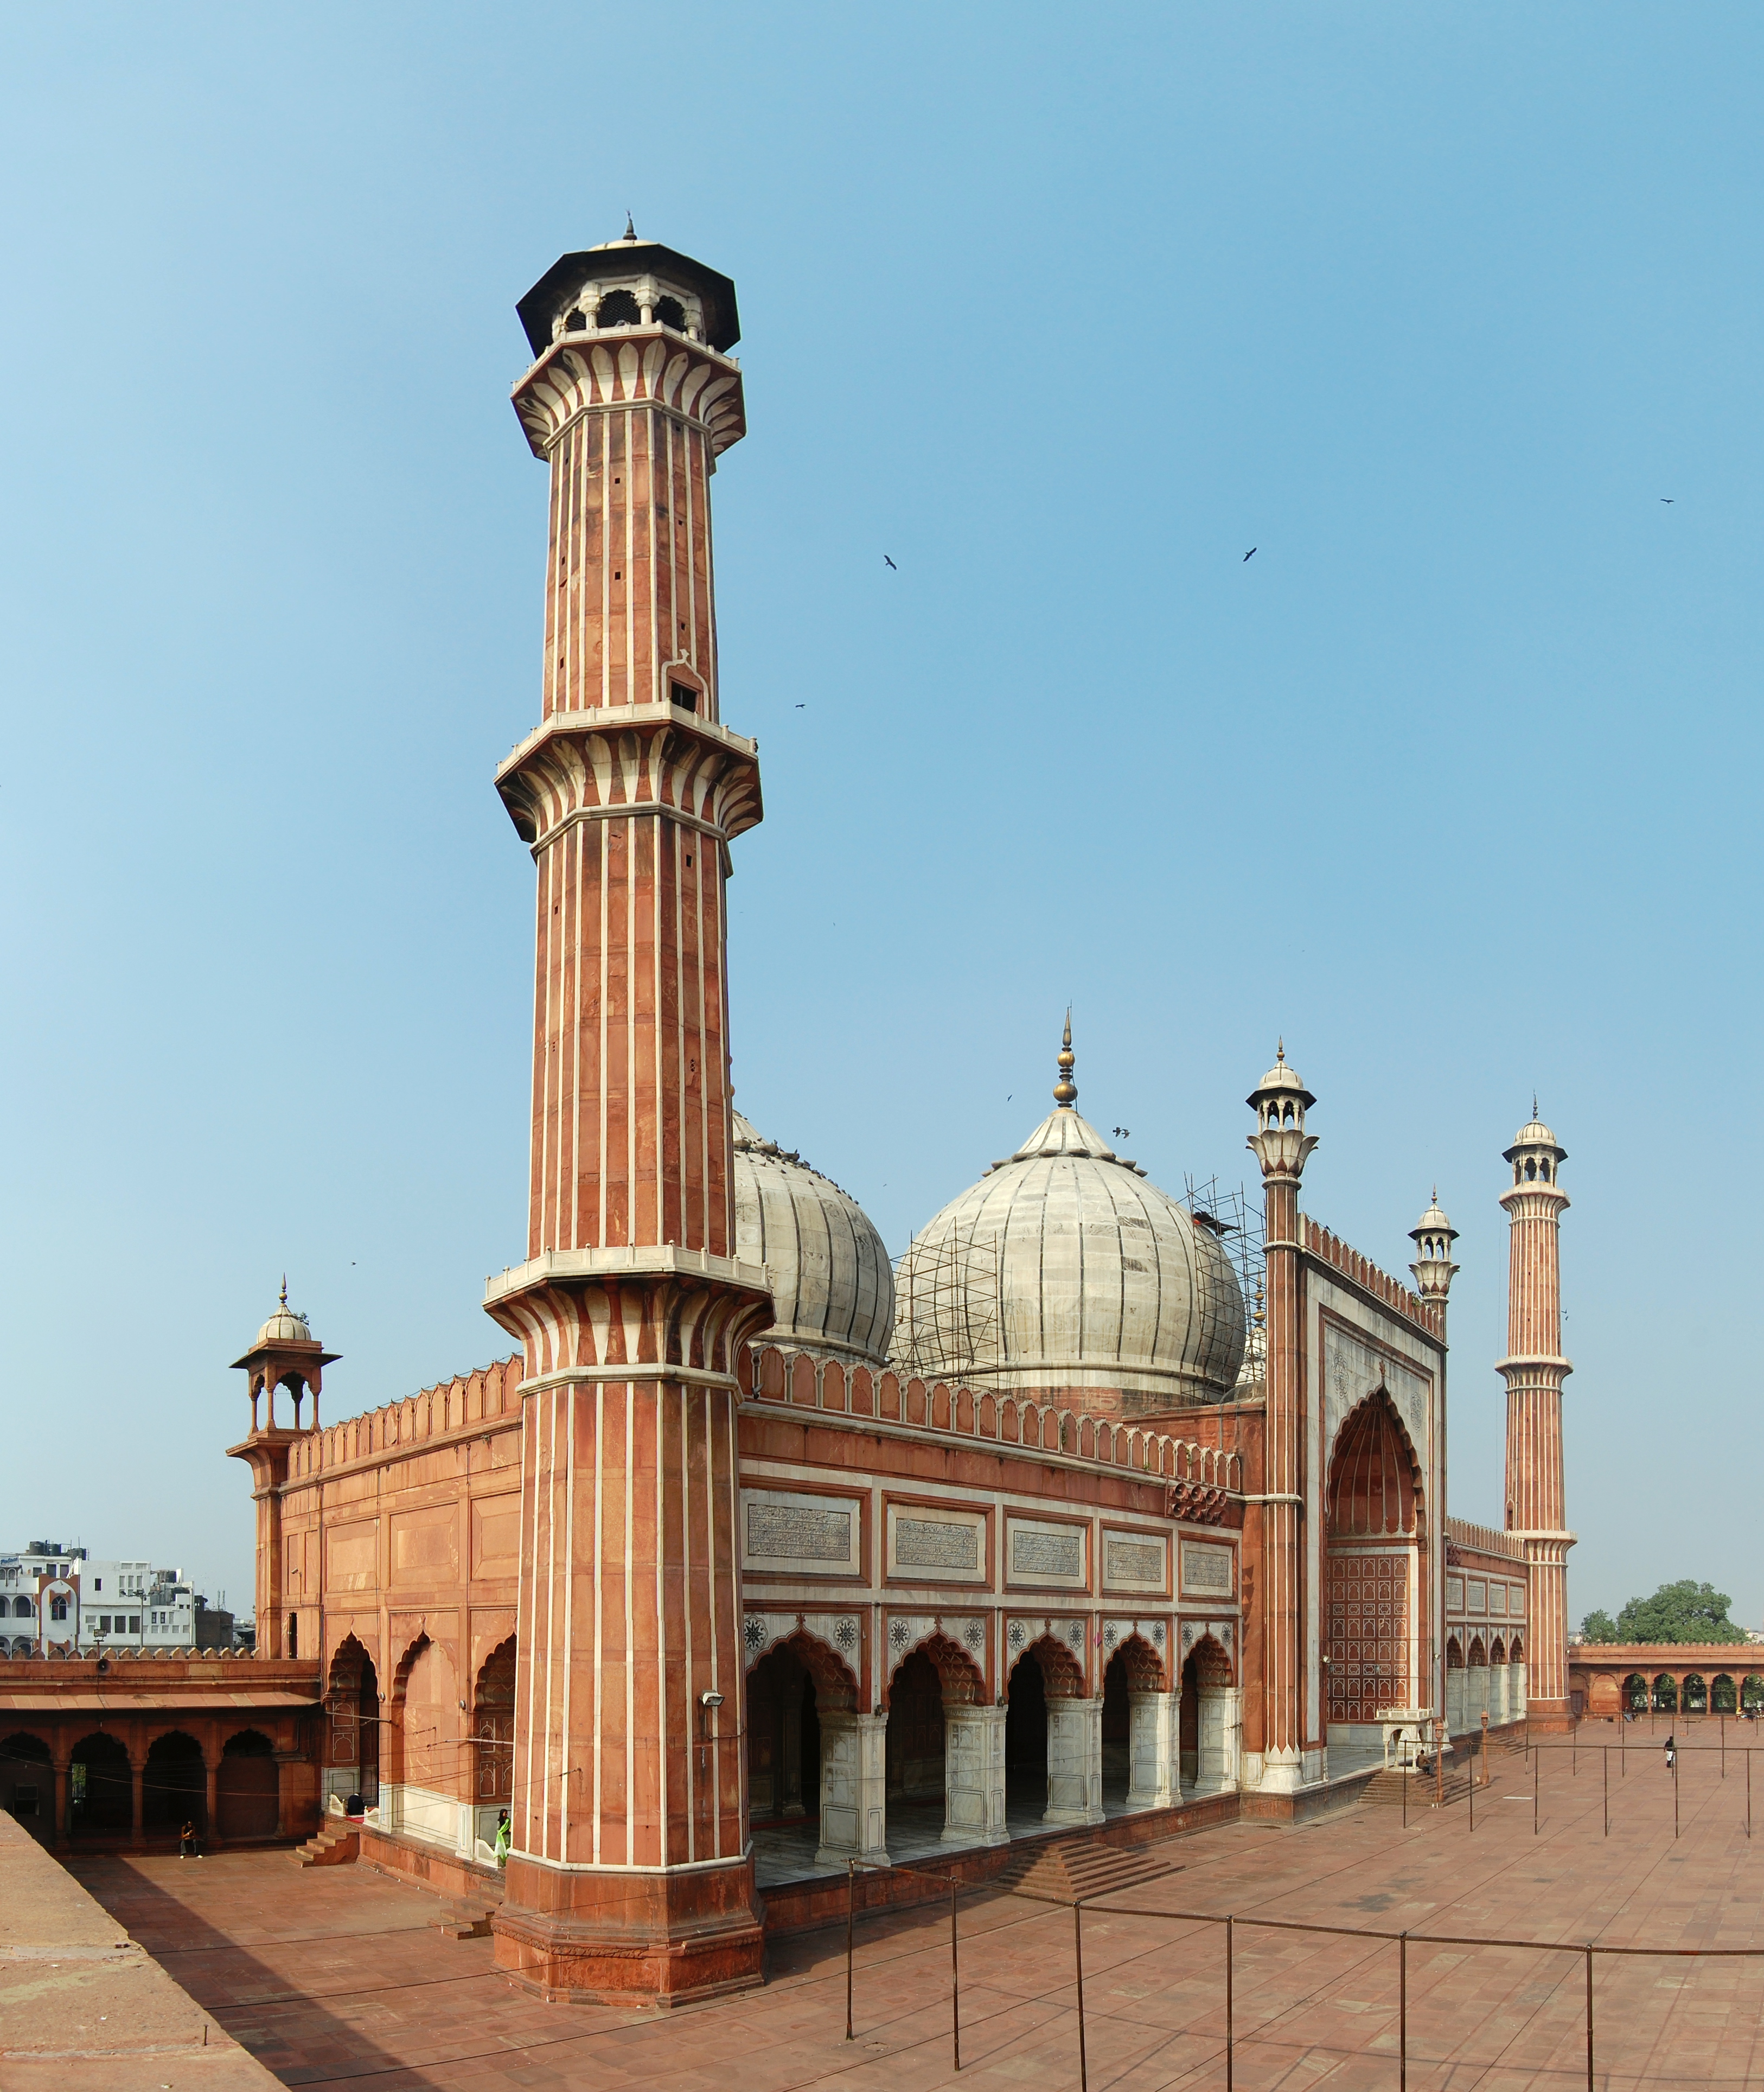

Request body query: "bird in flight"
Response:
[1243, 547, 1257, 562]
[794, 702, 804, 708]
[884, 554, 897, 570]
[1660, 497, 1674, 504]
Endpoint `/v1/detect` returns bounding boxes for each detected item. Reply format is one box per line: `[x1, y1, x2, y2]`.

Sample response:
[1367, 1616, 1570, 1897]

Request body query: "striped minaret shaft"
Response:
[1498, 1114, 1573, 1722]
[483, 237, 773, 2004]
[1247, 1048, 1318, 1789]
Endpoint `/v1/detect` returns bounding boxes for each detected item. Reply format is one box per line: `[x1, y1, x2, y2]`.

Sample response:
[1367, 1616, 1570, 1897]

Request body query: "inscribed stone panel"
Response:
[742, 1489, 862, 1576]
[1467, 1580, 1487, 1612]
[1180, 1542, 1234, 1597]
[1446, 1576, 1463, 1612]
[1509, 1583, 1526, 1617]
[1103, 1530, 1169, 1596]
[1006, 1517, 1088, 1591]
[887, 1504, 987, 1585]
[1489, 1584, 1507, 1615]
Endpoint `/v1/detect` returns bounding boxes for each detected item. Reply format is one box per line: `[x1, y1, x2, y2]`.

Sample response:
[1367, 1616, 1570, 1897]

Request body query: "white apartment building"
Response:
[0, 1543, 85, 1655]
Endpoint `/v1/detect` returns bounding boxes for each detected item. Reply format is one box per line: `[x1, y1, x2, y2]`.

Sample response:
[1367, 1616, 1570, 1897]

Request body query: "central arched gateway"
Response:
[1325, 1391, 1426, 1768]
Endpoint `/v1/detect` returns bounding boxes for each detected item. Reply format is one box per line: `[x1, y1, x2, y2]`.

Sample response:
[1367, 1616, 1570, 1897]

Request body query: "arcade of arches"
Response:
[742, 1622, 1241, 1867]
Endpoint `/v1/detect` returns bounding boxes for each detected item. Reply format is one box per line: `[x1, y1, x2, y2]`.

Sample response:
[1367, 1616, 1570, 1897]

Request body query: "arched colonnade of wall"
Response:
[745, 1618, 1239, 1869]
[1577, 1669, 1764, 1718]
[1444, 1631, 1529, 1733]
[0, 1722, 293, 1848]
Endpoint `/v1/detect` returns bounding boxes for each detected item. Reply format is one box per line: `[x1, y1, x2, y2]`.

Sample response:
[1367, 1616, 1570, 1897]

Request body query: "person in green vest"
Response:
[493, 1810, 510, 1867]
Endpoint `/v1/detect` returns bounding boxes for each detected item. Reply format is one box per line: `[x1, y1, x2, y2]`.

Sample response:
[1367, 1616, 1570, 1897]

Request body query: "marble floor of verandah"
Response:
[65, 1728, 1764, 2092]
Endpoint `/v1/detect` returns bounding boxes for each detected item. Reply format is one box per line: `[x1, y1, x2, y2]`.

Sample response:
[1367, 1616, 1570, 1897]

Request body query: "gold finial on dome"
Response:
[1052, 1009, 1077, 1108]
[279, 1274, 289, 1310]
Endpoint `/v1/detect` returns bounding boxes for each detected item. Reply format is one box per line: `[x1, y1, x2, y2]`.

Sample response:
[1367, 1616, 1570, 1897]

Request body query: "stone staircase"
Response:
[995, 1834, 1175, 1904]
[1359, 1767, 1474, 1809]
[434, 1884, 504, 1939]
[295, 1822, 360, 1867]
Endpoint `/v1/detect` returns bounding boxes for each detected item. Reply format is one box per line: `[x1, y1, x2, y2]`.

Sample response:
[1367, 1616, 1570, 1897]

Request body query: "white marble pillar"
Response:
[1045, 1696, 1105, 1826]
[1193, 1686, 1242, 1796]
[1126, 1690, 1179, 1810]
[941, 1703, 1008, 1847]
[815, 1712, 889, 1870]
[1445, 1672, 1465, 1736]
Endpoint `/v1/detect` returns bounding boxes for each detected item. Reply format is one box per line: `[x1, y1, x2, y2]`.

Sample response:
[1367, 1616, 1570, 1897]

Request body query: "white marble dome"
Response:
[733, 1113, 894, 1366]
[255, 1287, 314, 1347]
[891, 1034, 1245, 1404]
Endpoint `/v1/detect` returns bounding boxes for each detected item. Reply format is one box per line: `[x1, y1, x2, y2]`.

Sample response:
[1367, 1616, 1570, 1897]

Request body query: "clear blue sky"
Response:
[1, 7, 1757, 1630]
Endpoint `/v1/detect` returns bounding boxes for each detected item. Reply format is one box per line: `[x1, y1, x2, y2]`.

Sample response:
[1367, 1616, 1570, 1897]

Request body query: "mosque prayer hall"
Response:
[3, 231, 1599, 2026]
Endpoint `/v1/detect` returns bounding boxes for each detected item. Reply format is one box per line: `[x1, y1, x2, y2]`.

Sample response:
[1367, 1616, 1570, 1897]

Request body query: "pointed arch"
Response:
[1014, 1634, 1085, 1699]
[1446, 1635, 1464, 1670]
[1468, 1636, 1487, 1668]
[1327, 1390, 1422, 1537]
[1107, 1631, 1169, 1693]
[473, 1635, 516, 1803]
[753, 1628, 858, 1711]
[887, 1629, 985, 1707]
[1186, 1632, 1234, 1688]
[1490, 1637, 1506, 1667]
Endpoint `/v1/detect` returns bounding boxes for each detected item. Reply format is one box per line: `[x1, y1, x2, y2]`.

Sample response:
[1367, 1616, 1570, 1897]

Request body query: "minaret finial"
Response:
[279, 1273, 288, 1310]
[623, 212, 637, 240]
[1277, 1037, 1285, 1062]
[1052, 1008, 1077, 1107]
[1532, 1091, 1539, 1123]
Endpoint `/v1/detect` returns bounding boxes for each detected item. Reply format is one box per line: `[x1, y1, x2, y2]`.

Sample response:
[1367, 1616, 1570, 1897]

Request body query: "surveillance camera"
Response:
[700, 1689, 724, 1709]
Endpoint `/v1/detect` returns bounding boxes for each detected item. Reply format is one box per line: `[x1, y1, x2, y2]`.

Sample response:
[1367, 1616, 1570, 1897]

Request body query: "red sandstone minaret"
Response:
[483, 229, 774, 2004]
[1499, 1108, 1574, 1724]
[1248, 1044, 1318, 1793]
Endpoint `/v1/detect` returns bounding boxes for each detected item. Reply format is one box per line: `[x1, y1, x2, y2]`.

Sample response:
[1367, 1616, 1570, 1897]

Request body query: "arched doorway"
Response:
[1324, 1392, 1423, 1768]
[144, 1732, 205, 1836]
[1005, 1646, 1047, 1807]
[886, 1648, 945, 1812]
[1653, 1674, 1678, 1713]
[217, 1731, 278, 1842]
[325, 1636, 380, 1810]
[1178, 1635, 1238, 1797]
[745, 1630, 865, 1867]
[1102, 1634, 1176, 1810]
[1683, 1674, 1708, 1715]
[1623, 1672, 1650, 1713]
[748, 1641, 820, 1825]
[1, 1732, 52, 1841]
[1007, 1635, 1095, 1827]
[71, 1733, 131, 1836]
[1712, 1674, 1737, 1715]
[1743, 1675, 1764, 1716]
[472, 1637, 516, 1853]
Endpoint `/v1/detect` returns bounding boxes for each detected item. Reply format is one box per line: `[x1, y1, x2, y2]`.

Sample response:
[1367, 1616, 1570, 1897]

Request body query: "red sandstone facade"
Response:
[118, 232, 1586, 2007]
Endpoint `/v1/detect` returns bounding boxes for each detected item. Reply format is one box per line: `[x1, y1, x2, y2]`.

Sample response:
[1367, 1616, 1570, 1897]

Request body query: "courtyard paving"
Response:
[66, 1733, 1764, 2091]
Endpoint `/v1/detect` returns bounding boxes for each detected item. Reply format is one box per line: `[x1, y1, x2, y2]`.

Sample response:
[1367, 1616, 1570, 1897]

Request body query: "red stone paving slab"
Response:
[61, 1745, 1764, 2091]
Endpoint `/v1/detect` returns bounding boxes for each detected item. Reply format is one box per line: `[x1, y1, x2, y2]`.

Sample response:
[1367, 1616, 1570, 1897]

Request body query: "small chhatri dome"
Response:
[1249, 1038, 1315, 1111]
[892, 1020, 1245, 1404]
[1503, 1101, 1566, 1167]
[1411, 1188, 1455, 1239]
[733, 1113, 894, 1366]
[255, 1277, 315, 1349]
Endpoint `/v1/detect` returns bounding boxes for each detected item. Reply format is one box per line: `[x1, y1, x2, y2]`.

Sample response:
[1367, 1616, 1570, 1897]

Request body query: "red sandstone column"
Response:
[486, 235, 773, 2006]
[1498, 1112, 1574, 1725]
[1247, 1046, 1317, 1794]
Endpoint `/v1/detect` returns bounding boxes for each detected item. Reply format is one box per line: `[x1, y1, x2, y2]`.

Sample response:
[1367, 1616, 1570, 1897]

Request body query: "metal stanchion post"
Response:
[1225, 1915, 1234, 2092]
[1403, 1755, 1408, 1829]
[1603, 1747, 1608, 1838]
[1722, 1718, 1726, 1778]
[1469, 1744, 1475, 1833]
[1585, 1945, 1594, 2092]
[1748, 1750, 1752, 1839]
[1072, 1899, 1085, 2092]
[951, 1877, 962, 2072]
[1674, 1755, 1680, 1840]
[1534, 1746, 1539, 1835]
[1398, 1932, 1408, 2092]
[846, 1861, 855, 2041]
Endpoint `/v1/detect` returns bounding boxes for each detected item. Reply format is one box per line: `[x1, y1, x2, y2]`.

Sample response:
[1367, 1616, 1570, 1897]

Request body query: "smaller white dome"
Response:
[255, 1283, 314, 1349]
[733, 1114, 894, 1366]
[1504, 1106, 1565, 1164]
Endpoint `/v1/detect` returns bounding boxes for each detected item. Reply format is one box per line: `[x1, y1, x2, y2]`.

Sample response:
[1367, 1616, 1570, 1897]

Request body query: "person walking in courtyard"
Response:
[1665, 1732, 1677, 1771]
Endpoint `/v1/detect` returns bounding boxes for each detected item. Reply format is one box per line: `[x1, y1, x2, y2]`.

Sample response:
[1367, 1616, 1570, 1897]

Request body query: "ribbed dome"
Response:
[892, 1033, 1245, 1406]
[733, 1113, 894, 1366]
[255, 1283, 314, 1348]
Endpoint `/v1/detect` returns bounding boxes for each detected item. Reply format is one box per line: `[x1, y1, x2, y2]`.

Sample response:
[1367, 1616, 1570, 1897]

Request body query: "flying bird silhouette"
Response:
[1660, 497, 1674, 504]
[884, 554, 897, 570]
[1243, 547, 1257, 562]
[794, 703, 804, 708]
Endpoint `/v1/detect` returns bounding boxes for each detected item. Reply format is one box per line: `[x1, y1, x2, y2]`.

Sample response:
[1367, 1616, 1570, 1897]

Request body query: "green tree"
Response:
[1578, 1608, 1620, 1644]
[1613, 1580, 1752, 1645]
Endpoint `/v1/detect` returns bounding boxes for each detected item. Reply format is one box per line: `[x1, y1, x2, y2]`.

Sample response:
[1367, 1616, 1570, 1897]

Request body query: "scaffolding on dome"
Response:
[1183, 1175, 1267, 1395]
[891, 1226, 1002, 1383]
